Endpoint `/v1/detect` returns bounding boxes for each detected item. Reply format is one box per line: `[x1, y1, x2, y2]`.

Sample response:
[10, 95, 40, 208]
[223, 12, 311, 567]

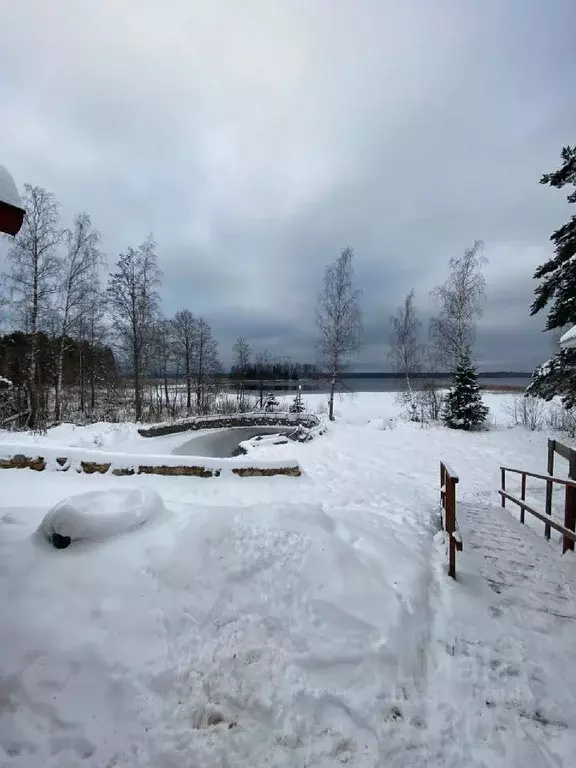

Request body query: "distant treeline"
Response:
[339, 371, 532, 379]
[144, 368, 532, 382]
[148, 360, 322, 381]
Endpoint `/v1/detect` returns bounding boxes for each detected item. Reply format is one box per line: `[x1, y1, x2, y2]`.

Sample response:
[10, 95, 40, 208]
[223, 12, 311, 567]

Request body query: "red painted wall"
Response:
[0, 201, 25, 236]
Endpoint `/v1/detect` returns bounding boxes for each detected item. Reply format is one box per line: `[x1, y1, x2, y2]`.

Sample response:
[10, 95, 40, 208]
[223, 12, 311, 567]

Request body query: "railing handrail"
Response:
[501, 465, 576, 489]
[440, 461, 459, 483]
[440, 461, 461, 578]
[500, 464, 576, 554]
[499, 490, 576, 543]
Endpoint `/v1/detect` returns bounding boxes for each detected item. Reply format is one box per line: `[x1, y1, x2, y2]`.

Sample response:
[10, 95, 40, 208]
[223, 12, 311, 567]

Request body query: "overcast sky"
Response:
[1, 0, 575, 371]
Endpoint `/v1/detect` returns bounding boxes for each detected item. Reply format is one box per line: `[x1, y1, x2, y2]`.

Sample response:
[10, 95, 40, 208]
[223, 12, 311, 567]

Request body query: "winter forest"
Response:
[1, 144, 576, 433]
[0, 184, 325, 429]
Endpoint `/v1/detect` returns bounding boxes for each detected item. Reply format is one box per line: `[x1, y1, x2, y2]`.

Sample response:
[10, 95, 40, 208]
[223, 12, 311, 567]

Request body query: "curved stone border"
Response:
[138, 411, 320, 438]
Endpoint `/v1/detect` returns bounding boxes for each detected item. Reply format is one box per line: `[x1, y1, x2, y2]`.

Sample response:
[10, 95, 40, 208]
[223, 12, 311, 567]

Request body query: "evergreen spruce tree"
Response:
[289, 386, 305, 413]
[529, 146, 576, 407]
[443, 351, 488, 430]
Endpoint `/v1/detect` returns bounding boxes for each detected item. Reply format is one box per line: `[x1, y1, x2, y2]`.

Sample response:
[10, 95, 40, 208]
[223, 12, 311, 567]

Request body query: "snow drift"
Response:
[0, 495, 432, 767]
[38, 487, 164, 548]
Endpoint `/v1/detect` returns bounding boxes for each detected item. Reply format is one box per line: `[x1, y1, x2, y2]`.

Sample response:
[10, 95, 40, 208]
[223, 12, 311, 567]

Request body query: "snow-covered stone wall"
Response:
[138, 411, 320, 438]
[0, 445, 302, 478]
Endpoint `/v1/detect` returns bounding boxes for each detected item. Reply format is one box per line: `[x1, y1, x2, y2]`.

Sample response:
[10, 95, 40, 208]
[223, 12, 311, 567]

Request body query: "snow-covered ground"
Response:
[1, 392, 576, 767]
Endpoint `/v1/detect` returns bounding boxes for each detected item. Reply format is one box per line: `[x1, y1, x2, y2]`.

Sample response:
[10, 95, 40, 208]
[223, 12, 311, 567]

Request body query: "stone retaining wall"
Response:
[0, 452, 301, 478]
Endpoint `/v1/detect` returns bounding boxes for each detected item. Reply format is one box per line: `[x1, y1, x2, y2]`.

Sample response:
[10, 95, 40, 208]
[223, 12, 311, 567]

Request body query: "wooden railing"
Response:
[440, 461, 462, 578]
[499, 466, 576, 554]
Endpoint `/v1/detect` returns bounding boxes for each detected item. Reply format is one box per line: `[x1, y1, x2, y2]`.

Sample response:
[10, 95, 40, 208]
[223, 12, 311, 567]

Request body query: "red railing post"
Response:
[545, 439, 554, 539]
[564, 484, 576, 554]
[501, 467, 506, 507]
[440, 462, 460, 579]
[446, 476, 456, 579]
[520, 472, 526, 524]
[440, 462, 448, 528]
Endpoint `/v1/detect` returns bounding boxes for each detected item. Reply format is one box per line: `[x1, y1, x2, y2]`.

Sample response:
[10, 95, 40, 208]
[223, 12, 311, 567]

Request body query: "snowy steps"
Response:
[421, 498, 576, 766]
[461, 502, 576, 619]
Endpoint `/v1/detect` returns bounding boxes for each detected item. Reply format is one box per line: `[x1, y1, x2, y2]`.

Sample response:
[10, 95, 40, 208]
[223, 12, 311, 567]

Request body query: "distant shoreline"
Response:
[217, 375, 530, 395]
[339, 371, 532, 379]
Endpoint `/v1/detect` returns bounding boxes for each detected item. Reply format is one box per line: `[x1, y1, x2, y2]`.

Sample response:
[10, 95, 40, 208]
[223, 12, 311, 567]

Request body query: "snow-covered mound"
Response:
[38, 487, 164, 548]
[0, 497, 431, 766]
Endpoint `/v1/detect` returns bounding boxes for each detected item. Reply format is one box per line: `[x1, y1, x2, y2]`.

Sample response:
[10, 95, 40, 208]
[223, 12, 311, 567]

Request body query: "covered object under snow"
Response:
[38, 488, 164, 549]
[560, 325, 576, 350]
[0, 165, 25, 236]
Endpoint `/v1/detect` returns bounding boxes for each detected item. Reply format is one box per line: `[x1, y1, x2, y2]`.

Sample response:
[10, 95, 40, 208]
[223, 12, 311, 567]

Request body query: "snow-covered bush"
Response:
[414, 382, 444, 423]
[214, 393, 259, 415]
[443, 353, 488, 430]
[373, 416, 395, 430]
[393, 390, 420, 422]
[0, 375, 16, 424]
[545, 401, 576, 436]
[503, 395, 545, 431]
[264, 392, 280, 412]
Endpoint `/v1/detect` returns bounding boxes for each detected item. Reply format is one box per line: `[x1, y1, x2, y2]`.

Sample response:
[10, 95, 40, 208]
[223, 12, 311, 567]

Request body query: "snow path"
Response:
[417, 495, 576, 767]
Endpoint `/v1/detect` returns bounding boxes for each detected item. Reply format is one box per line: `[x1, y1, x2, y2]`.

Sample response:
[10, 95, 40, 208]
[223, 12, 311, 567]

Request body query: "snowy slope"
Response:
[1, 392, 576, 766]
[0, 498, 434, 767]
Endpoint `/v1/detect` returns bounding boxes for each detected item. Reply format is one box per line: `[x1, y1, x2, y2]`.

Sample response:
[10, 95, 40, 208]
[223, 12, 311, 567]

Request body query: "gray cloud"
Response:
[1, 0, 575, 369]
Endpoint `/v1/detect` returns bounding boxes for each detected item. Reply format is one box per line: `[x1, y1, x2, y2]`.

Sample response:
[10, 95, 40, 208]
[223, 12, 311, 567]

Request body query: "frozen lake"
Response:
[227, 375, 532, 395]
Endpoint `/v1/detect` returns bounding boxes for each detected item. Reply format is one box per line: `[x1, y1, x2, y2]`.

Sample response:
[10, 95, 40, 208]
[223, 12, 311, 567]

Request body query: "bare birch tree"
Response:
[254, 350, 272, 408]
[316, 246, 362, 421]
[54, 212, 101, 421]
[429, 240, 487, 371]
[5, 184, 64, 427]
[107, 235, 161, 421]
[172, 309, 197, 412]
[84, 287, 109, 414]
[192, 317, 220, 413]
[388, 289, 422, 406]
[232, 336, 251, 408]
[150, 316, 174, 417]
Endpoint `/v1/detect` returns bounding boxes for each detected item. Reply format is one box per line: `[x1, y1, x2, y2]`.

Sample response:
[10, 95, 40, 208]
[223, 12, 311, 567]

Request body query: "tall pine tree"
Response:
[529, 146, 576, 407]
[443, 350, 488, 430]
